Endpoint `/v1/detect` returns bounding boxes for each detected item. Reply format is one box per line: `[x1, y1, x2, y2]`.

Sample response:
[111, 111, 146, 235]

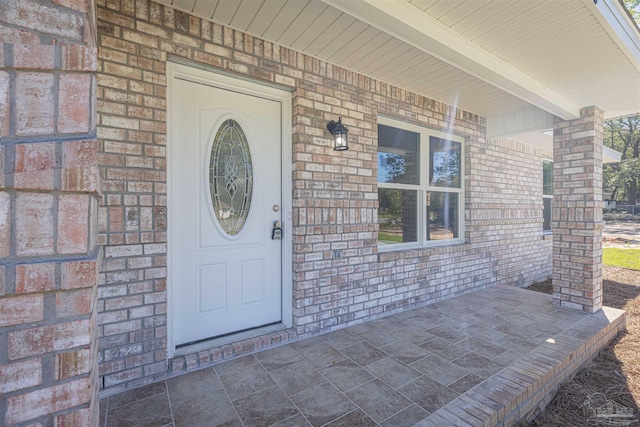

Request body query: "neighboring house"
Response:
[0, 0, 638, 425]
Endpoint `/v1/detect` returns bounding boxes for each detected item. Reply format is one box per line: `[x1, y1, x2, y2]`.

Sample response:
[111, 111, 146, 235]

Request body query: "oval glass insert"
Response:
[210, 119, 253, 235]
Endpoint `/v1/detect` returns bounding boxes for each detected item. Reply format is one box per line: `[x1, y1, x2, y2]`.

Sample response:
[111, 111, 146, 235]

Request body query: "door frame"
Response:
[166, 61, 293, 358]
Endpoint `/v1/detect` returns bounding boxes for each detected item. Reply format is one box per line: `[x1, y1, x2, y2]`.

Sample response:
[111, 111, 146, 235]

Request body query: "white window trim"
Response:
[542, 194, 553, 234]
[543, 159, 553, 234]
[377, 116, 465, 252]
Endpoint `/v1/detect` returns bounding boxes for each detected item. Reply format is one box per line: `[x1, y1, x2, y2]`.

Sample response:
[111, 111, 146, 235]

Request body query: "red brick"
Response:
[53, 0, 89, 13]
[553, 108, 603, 312]
[15, 72, 55, 136]
[61, 139, 100, 193]
[122, 28, 159, 48]
[62, 45, 97, 71]
[54, 408, 91, 427]
[193, 51, 222, 68]
[0, 294, 44, 327]
[0, 358, 42, 394]
[5, 378, 91, 425]
[97, 74, 128, 91]
[0, 191, 10, 257]
[0, 0, 86, 42]
[0, 71, 9, 138]
[90, 1, 560, 392]
[0, 26, 40, 44]
[63, 139, 97, 167]
[55, 348, 92, 379]
[101, 114, 140, 130]
[203, 42, 232, 58]
[16, 193, 54, 256]
[8, 319, 91, 359]
[102, 62, 142, 80]
[16, 263, 56, 293]
[101, 36, 137, 55]
[14, 44, 55, 69]
[107, 206, 124, 231]
[13, 142, 56, 190]
[56, 288, 93, 317]
[136, 21, 170, 38]
[58, 74, 91, 133]
[57, 194, 90, 254]
[61, 260, 97, 289]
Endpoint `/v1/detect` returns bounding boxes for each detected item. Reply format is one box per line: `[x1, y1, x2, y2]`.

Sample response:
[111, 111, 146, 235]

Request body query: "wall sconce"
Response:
[327, 117, 349, 151]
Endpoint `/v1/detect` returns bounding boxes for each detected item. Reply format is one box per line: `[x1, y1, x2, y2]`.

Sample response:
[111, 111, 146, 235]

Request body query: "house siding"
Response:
[95, 0, 552, 393]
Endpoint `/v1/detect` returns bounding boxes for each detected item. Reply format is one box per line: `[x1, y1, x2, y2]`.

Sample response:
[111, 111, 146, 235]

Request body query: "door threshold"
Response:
[173, 323, 288, 357]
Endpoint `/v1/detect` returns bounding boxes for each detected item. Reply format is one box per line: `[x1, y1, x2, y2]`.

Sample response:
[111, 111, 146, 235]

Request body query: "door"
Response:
[171, 73, 283, 346]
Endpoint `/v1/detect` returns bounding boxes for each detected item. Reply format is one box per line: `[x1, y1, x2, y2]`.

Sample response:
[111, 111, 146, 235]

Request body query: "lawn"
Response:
[604, 248, 640, 270]
[377, 232, 403, 243]
[524, 266, 640, 426]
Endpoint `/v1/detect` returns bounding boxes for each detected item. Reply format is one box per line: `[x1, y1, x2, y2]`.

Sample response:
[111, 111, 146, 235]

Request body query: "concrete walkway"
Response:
[99, 285, 625, 427]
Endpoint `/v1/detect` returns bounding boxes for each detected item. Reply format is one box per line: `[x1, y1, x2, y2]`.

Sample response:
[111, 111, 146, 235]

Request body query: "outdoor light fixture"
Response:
[327, 117, 349, 151]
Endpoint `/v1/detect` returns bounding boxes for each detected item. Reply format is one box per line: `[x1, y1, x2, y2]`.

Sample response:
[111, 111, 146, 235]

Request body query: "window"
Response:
[377, 118, 464, 249]
[543, 160, 553, 232]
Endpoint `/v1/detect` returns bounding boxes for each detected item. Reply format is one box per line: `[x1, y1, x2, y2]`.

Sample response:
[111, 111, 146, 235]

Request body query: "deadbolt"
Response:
[271, 221, 283, 240]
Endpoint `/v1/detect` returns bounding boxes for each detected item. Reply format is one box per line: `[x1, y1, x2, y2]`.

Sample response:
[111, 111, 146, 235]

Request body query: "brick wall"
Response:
[467, 138, 553, 287]
[0, 0, 100, 426]
[95, 0, 553, 393]
[552, 106, 604, 312]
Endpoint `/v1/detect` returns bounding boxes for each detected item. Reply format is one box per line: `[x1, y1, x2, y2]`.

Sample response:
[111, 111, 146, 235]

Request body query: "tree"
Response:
[603, 3, 638, 205]
[603, 116, 640, 205]
[623, 0, 640, 25]
[378, 153, 406, 221]
[431, 150, 460, 188]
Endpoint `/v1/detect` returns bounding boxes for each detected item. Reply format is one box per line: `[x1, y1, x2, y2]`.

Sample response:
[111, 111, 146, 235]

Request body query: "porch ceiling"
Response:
[157, 0, 640, 121]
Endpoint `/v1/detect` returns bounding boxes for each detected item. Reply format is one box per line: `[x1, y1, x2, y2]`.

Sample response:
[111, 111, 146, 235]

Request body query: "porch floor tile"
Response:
[100, 285, 625, 427]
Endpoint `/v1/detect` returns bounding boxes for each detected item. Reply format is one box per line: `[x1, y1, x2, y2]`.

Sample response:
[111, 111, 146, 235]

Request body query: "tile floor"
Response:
[99, 285, 622, 427]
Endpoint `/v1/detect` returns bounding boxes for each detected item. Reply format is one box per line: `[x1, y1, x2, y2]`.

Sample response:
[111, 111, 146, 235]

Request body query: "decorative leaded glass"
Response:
[210, 119, 253, 235]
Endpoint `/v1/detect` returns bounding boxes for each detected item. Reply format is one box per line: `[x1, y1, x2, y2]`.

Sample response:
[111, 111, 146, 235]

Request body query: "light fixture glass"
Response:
[327, 117, 349, 151]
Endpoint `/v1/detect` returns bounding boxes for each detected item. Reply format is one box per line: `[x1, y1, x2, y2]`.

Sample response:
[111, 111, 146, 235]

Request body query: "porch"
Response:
[99, 285, 625, 427]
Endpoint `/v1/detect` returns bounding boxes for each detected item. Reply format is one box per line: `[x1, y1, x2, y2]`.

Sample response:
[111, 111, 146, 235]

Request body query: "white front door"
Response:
[170, 68, 283, 347]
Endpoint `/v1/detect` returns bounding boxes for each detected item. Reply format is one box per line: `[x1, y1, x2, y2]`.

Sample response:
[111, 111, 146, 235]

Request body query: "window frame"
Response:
[542, 159, 553, 233]
[377, 116, 465, 252]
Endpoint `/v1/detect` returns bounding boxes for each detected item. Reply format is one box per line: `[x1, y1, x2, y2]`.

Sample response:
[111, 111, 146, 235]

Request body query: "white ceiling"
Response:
[403, 0, 640, 119]
[156, 0, 640, 123]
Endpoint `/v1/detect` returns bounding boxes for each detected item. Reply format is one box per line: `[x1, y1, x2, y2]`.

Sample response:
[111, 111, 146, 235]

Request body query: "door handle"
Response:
[271, 220, 282, 240]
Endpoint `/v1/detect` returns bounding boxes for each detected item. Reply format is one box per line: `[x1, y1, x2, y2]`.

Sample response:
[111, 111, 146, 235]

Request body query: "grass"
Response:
[378, 232, 403, 243]
[603, 248, 640, 270]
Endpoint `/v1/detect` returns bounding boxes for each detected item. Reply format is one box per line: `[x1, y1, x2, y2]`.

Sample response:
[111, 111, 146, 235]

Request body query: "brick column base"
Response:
[552, 106, 604, 313]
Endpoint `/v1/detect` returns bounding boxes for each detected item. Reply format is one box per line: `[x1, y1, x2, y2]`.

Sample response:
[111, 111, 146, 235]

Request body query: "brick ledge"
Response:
[417, 303, 626, 427]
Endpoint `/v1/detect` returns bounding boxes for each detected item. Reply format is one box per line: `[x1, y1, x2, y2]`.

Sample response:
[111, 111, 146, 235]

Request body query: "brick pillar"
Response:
[552, 106, 604, 313]
[0, 1, 100, 426]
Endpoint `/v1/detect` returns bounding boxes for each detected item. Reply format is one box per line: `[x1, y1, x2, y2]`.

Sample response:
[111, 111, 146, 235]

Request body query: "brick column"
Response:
[552, 106, 604, 313]
[0, 1, 100, 426]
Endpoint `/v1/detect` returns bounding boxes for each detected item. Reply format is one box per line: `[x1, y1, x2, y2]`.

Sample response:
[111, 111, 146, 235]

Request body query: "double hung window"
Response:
[377, 118, 464, 250]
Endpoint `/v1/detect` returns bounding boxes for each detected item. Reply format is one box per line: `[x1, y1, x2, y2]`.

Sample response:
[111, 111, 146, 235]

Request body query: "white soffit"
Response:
[487, 107, 622, 163]
[156, 0, 639, 121]
[403, 0, 640, 119]
[156, 0, 530, 118]
[503, 131, 622, 164]
[324, 0, 582, 119]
